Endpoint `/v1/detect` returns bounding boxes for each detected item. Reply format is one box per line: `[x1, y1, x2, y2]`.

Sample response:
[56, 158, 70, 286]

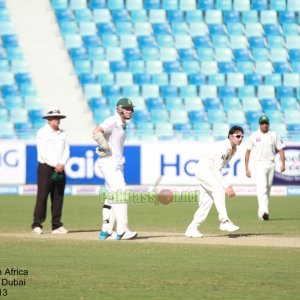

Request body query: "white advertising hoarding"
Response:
[141, 141, 256, 186]
[0, 141, 26, 184]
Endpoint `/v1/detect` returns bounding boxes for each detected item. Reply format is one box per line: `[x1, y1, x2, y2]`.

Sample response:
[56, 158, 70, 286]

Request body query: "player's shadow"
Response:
[136, 234, 178, 240]
[225, 232, 284, 239]
[268, 217, 300, 221]
[68, 229, 99, 233]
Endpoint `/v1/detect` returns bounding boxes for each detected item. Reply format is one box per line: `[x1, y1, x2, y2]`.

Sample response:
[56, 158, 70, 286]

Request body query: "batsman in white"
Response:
[245, 115, 285, 221]
[93, 98, 137, 240]
[185, 126, 244, 238]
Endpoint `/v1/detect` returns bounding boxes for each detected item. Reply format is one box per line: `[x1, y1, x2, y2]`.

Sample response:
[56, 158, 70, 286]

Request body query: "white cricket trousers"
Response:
[254, 162, 275, 218]
[189, 170, 230, 228]
[97, 157, 128, 235]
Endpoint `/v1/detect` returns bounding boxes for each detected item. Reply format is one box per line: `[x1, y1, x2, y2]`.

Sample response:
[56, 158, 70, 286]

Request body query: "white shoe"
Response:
[52, 226, 68, 234]
[32, 227, 42, 234]
[219, 220, 239, 232]
[116, 230, 138, 240]
[185, 227, 203, 238]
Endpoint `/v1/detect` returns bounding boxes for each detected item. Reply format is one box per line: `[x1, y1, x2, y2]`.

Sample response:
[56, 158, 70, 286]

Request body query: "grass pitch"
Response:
[0, 194, 299, 300]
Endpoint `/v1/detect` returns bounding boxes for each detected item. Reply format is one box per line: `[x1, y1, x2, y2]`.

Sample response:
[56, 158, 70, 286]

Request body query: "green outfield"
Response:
[0, 194, 299, 300]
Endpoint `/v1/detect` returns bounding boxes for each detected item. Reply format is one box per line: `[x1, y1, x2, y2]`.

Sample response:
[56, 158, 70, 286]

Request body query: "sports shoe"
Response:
[115, 230, 138, 240]
[32, 227, 42, 234]
[185, 227, 203, 238]
[219, 220, 239, 232]
[99, 231, 112, 240]
[262, 213, 269, 221]
[51, 226, 68, 234]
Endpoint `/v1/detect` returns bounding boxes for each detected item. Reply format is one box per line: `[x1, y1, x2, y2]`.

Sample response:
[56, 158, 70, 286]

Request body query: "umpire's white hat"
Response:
[42, 107, 66, 119]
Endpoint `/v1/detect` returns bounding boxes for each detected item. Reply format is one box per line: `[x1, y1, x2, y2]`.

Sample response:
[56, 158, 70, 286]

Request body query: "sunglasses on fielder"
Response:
[233, 134, 244, 139]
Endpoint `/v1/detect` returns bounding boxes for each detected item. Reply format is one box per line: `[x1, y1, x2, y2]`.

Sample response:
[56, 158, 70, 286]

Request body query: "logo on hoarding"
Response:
[0, 150, 19, 167]
[65, 150, 103, 179]
[274, 148, 300, 184]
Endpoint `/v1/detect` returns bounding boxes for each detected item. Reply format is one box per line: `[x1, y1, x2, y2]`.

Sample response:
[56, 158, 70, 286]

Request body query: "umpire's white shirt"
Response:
[247, 130, 284, 164]
[37, 124, 70, 167]
[196, 139, 237, 189]
[100, 113, 126, 165]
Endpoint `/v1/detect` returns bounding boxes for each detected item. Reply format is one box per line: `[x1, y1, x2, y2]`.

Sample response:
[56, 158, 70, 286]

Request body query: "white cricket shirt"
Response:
[196, 139, 237, 188]
[36, 124, 70, 167]
[100, 113, 127, 165]
[247, 130, 284, 163]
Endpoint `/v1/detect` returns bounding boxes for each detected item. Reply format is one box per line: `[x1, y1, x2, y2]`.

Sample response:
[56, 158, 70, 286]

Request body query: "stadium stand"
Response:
[1, 0, 300, 141]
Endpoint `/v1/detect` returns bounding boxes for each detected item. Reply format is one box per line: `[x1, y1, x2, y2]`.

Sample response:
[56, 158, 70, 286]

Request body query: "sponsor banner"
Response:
[274, 146, 300, 185]
[0, 141, 26, 184]
[26, 145, 141, 185]
[2, 185, 294, 196]
[0, 186, 19, 194]
[287, 186, 300, 196]
[141, 142, 255, 185]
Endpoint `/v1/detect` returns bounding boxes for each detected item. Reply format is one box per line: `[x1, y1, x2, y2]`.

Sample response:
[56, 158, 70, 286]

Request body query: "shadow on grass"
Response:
[68, 229, 99, 233]
[269, 218, 300, 221]
[226, 233, 284, 239]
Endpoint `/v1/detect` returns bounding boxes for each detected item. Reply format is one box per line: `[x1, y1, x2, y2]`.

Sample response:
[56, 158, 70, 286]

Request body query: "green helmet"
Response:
[116, 98, 134, 109]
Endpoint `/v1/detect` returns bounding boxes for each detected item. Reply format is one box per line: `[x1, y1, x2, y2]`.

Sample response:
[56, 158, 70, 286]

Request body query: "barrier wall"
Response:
[0, 141, 299, 195]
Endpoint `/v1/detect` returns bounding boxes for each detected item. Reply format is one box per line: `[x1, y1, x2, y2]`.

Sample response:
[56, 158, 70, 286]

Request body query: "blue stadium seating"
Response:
[46, 0, 300, 141]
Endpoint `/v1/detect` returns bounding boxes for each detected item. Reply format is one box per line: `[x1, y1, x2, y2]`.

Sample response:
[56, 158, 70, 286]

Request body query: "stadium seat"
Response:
[241, 97, 261, 111]
[212, 122, 230, 140]
[165, 97, 184, 111]
[223, 97, 242, 112]
[207, 109, 226, 124]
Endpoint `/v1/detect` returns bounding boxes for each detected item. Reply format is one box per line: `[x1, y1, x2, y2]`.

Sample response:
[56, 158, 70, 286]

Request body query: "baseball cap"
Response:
[116, 98, 134, 108]
[42, 107, 66, 119]
[259, 115, 269, 124]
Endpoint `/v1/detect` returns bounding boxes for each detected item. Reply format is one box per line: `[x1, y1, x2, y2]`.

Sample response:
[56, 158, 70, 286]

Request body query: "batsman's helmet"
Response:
[116, 98, 134, 111]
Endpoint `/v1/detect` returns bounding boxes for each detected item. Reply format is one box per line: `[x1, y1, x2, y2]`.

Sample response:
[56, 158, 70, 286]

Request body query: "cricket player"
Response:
[185, 126, 244, 238]
[93, 98, 137, 240]
[245, 115, 285, 221]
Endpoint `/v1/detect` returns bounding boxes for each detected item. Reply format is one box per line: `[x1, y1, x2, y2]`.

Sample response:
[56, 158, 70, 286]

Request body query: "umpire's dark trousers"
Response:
[32, 163, 66, 230]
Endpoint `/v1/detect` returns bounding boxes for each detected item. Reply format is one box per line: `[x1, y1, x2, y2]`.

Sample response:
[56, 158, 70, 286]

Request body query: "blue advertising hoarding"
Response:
[26, 145, 141, 185]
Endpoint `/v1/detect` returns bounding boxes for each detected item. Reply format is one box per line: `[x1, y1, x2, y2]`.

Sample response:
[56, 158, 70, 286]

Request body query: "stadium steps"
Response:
[6, 0, 94, 143]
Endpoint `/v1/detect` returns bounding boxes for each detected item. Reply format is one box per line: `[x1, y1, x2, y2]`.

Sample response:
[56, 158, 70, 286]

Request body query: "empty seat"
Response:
[280, 97, 299, 111]
[146, 97, 164, 110]
[285, 110, 300, 124]
[152, 73, 169, 86]
[261, 98, 279, 111]
[184, 97, 203, 111]
[258, 86, 275, 98]
[242, 97, 261, 111]
[165, 97, 184, 111]
[277, 86, 294, 98]
[189, 110, 206, 124]
[219, 86, 236, 98]
[170, 110, 188, 125]
[212, 123, 230, 140]
[264, 110, 283, 124]
[246, 110, 262, 124]
[122, 85, 140, 97]
[151, 109, 169, 124]
[207, 109, 226, 123]
[265, 74, 282, 87]
[283, 74, 299, 87]
[203, 97, 222, 110]
[155, 122, 174, 140]
[223, 97, 241, 112]
[208, 74, 225, 86]
[10, 108, 28, 123]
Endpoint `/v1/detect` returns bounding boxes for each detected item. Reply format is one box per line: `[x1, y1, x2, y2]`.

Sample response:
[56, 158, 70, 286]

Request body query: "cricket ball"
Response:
[158, 189, 173, 205]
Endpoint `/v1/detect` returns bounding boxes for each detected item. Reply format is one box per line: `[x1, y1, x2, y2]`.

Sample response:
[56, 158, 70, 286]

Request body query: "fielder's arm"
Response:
[245, 149, 251, 178]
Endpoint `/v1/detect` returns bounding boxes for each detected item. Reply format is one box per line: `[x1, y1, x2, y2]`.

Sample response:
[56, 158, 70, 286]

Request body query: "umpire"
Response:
[31, 107, 70, 234]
